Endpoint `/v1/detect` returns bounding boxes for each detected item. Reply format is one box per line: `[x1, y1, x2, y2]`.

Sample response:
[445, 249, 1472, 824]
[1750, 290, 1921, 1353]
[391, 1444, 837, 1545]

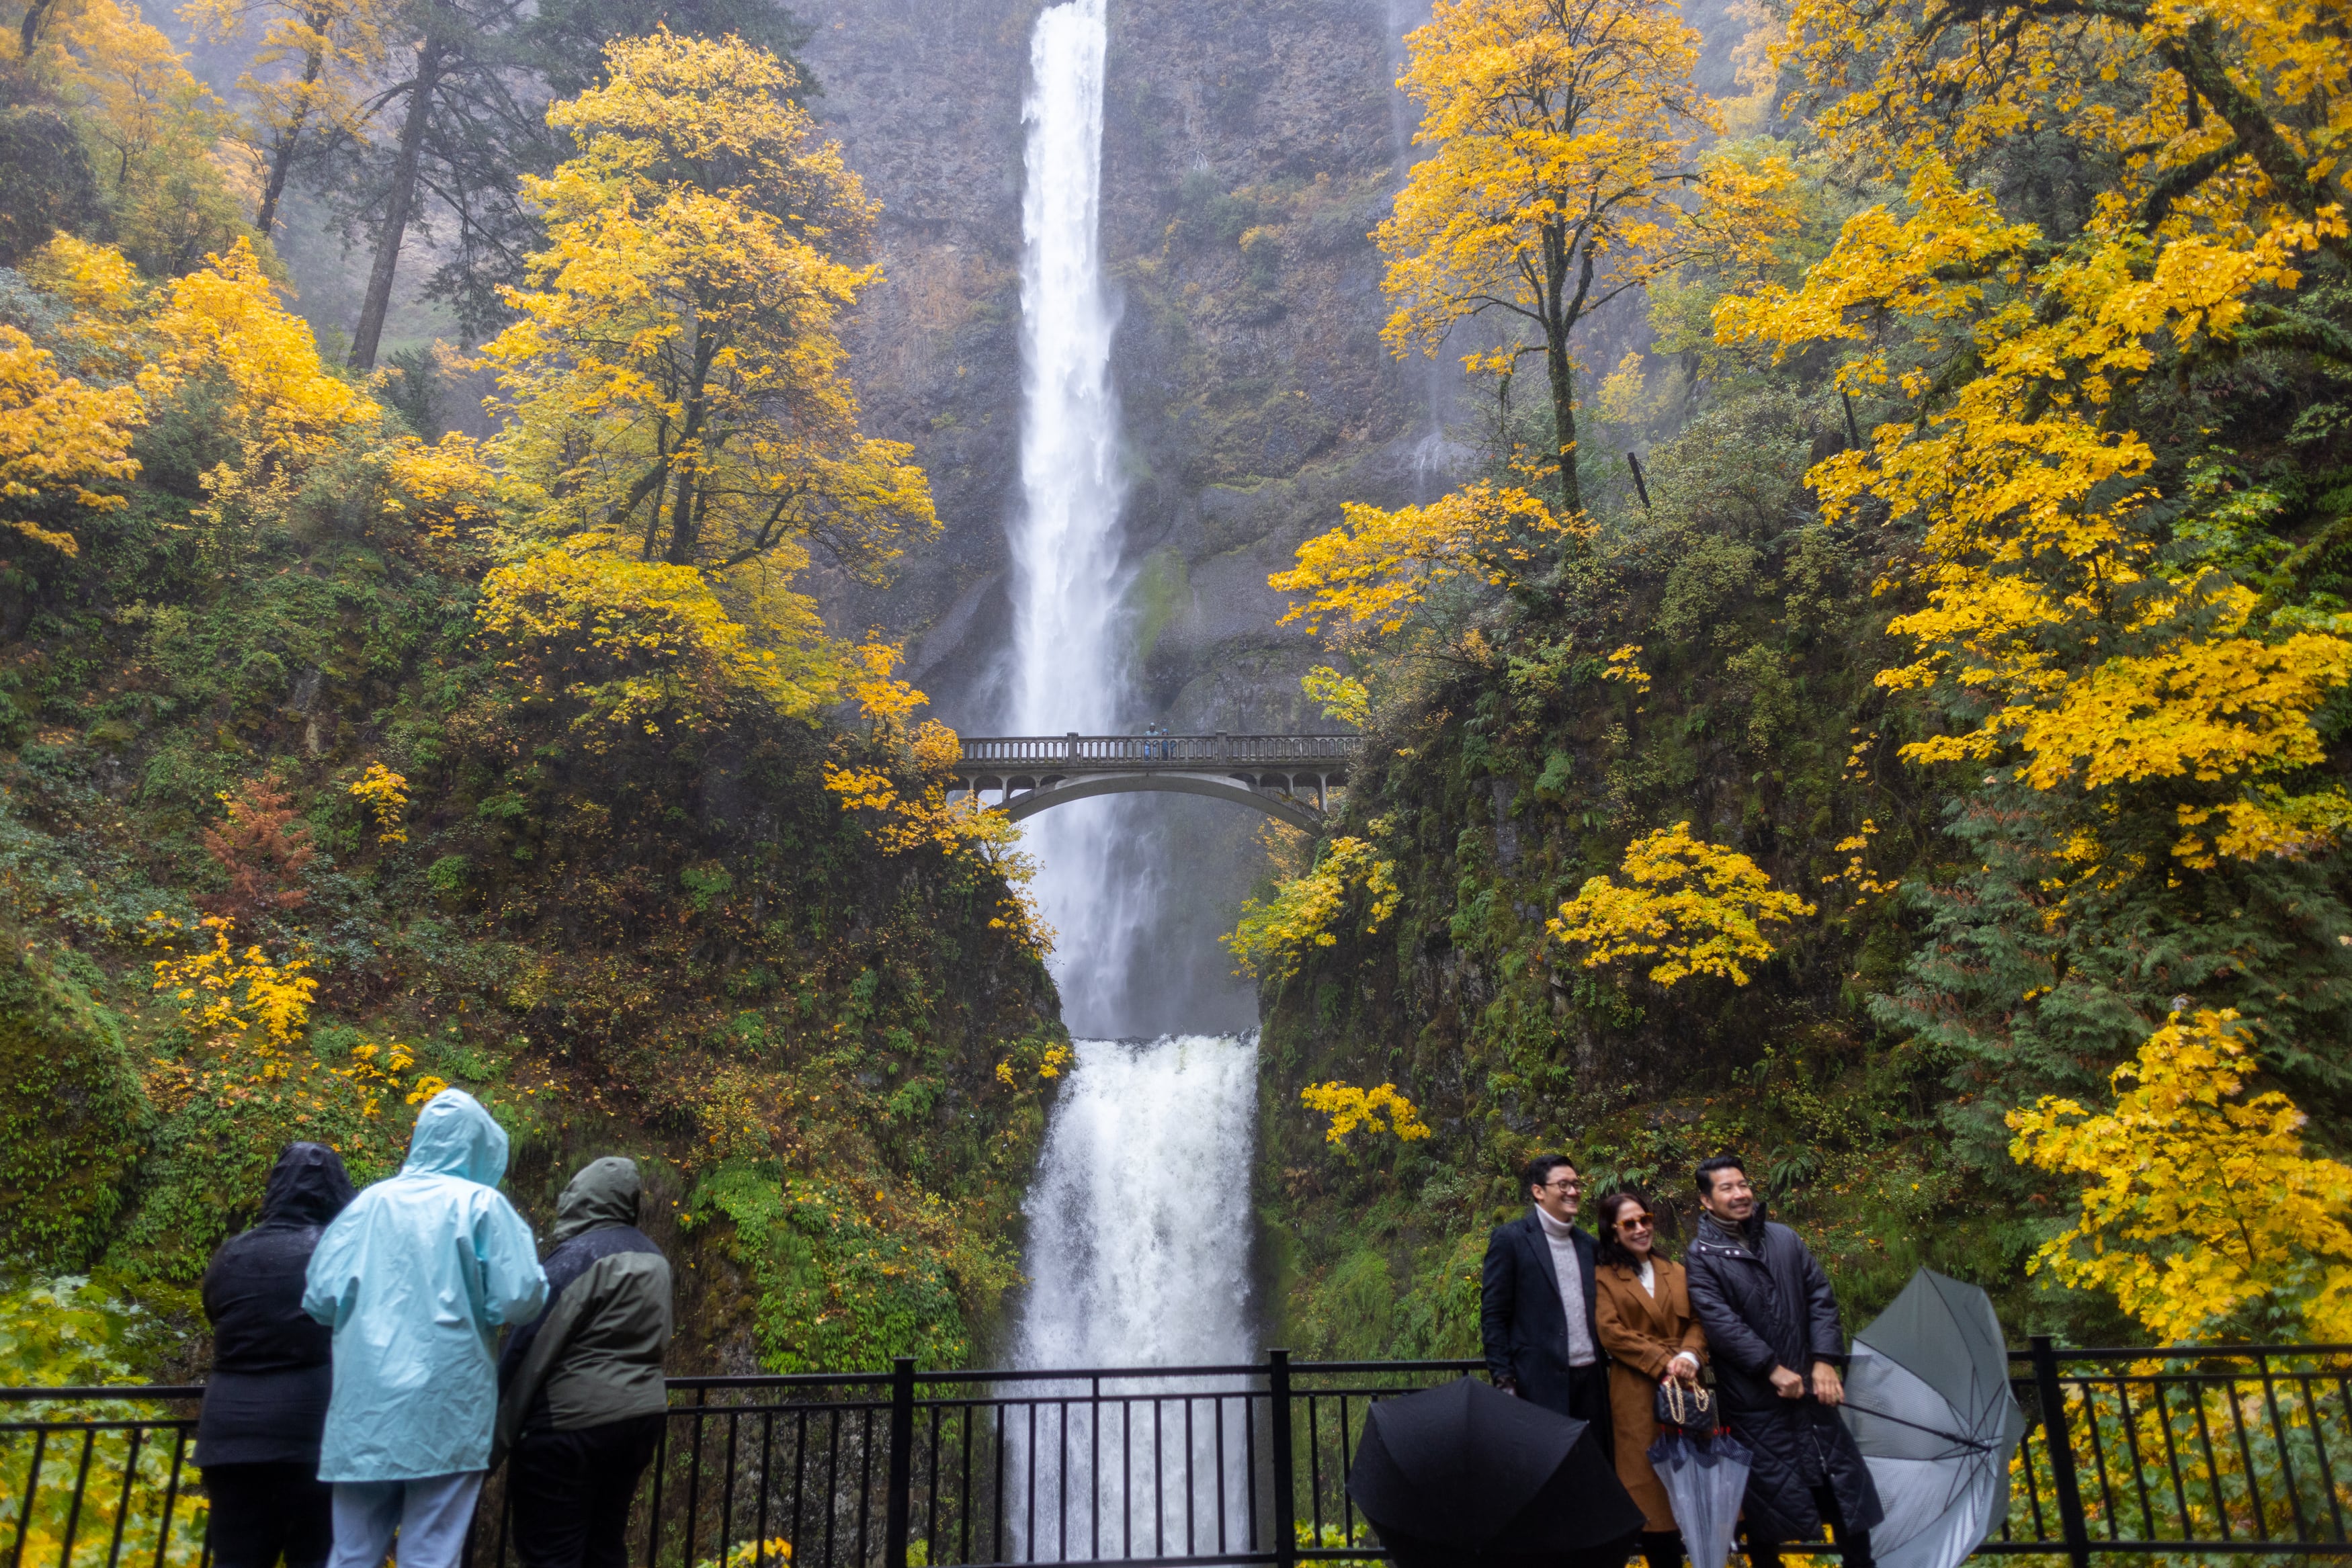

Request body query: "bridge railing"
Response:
[10, 1342, 2352, 1568]
[952, 734, 1361, 771]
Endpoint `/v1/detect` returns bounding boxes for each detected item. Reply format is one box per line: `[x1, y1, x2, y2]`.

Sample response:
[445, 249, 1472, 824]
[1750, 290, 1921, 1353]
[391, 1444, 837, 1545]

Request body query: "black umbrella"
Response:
[1345, 1377, 1646, 1567]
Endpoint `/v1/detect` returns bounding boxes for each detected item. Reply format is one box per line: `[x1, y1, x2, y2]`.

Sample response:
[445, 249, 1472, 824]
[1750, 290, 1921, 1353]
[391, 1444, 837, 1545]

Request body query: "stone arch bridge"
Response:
[948, 733, 1359, 831]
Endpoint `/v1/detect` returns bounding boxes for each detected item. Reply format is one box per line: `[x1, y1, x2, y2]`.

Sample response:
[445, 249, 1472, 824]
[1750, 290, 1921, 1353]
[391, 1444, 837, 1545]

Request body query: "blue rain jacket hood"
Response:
[302, 1089, 548, 1481]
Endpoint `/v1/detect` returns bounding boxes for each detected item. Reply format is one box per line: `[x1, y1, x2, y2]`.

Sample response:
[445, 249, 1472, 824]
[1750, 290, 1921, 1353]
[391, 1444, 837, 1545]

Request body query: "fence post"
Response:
[1270, 1349, 1298, 1568]
[2029, 1335, 2093, 1568]
[886, 1356, 915, 1568]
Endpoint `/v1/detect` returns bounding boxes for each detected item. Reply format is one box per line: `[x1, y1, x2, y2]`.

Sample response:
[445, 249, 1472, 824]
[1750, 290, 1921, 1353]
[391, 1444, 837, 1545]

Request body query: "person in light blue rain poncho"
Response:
[304, 1088, 548, 1568]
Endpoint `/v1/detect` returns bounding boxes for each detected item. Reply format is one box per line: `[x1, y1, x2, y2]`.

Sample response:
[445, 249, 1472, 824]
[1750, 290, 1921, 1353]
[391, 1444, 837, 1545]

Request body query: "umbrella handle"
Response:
[1837, 1399, 1994, 1454]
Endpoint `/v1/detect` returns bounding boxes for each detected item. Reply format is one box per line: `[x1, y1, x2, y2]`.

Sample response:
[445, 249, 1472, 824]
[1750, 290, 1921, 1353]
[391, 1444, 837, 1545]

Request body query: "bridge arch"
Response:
[990, 772, 1325, 832]
[949, 732, 1359, 835]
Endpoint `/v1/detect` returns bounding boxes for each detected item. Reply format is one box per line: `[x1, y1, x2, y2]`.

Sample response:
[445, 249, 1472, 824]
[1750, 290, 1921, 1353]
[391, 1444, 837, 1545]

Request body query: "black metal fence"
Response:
[8, 1342, 2352, 1568]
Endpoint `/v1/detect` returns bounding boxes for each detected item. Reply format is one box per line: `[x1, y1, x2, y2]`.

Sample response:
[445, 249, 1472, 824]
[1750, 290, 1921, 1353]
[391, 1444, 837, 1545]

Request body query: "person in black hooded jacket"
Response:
[198, 1141, 356, 1568]
[1682, 1155, 1882, 1568]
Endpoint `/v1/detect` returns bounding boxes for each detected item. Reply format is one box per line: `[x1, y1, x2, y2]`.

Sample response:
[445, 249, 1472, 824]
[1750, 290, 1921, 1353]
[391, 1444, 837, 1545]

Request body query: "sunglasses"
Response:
[1615, 1213, 1655, 1230]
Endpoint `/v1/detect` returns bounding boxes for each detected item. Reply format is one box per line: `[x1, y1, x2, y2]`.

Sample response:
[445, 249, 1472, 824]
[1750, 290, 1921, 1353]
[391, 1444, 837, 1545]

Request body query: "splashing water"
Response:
[1009, 1036, 1260, 1556]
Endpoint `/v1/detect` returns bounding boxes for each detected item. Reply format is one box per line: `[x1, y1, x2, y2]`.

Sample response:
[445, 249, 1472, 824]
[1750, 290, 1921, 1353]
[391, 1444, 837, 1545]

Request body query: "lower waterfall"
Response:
[1008, 1035, 1261, 1557]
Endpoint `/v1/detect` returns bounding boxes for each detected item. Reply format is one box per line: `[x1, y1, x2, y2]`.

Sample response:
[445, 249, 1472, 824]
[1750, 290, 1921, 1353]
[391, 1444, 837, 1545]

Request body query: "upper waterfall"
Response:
[1006, 0, 1142, 1035]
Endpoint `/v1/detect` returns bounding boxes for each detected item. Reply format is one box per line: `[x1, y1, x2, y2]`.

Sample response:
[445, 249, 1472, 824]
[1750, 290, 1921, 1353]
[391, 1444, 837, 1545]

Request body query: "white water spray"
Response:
[1014, 1037, 1259, 1370]
[1009, 1037, 1260, 1555]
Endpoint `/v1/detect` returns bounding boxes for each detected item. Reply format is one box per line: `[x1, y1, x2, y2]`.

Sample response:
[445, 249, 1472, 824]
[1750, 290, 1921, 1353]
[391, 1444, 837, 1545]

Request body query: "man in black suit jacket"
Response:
[1482, 1153, 1611, 1442]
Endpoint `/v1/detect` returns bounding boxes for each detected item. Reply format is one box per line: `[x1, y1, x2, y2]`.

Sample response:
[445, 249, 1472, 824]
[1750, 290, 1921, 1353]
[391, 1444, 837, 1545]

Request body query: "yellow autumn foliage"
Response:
[1300, 666, 1371, 730]
[1550, 822, 1814, 986]
[149, 914, 317, 1055]
[476, 542, 840, 738]
[487, 30, 934, 595]
[1381, 0, 1796, 510]
[149, 236, 376, 464]
[1714, 0, 2352, 867]
[1300, 1081, 1433, 1145]
[347, 763, 408, 845]
[2009, 1010, 2352, 1344]
[1223, 836, 1400, 982]
[1273, 481, 1582, 640]
[0, 323, 145, 556]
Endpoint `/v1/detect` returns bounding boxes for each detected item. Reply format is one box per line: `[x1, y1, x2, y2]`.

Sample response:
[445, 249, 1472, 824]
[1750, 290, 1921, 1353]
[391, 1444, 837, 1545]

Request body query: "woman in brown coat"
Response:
[1594, 1190, 1710, 1568]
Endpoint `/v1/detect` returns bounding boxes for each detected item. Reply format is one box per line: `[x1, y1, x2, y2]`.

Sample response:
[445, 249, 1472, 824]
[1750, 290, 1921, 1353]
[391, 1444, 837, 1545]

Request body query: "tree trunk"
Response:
[348, 34, 447, 372]
[1541, 232, 1598, 517]
[254, 28, 330, 239]
[19, 0, 58, 56]
[1546, 325, 1580, 517]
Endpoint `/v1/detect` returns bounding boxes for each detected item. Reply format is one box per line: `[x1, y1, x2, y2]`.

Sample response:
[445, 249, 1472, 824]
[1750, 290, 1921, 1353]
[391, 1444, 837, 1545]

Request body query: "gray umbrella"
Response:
[1647, 1430, 1752, 1568]
[1841, 1268, 2029, 1568]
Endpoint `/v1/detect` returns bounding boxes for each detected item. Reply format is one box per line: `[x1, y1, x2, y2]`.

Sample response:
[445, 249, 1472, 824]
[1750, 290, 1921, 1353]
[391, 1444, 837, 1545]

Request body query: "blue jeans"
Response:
[327, 1472, 484, 1568]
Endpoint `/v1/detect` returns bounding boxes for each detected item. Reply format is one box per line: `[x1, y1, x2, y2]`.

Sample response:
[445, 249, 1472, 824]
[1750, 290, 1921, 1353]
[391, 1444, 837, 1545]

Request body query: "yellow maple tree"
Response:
[150, 236, 376, 464]
[1715, 0, 2352, 870]
[0, 324, 145, 557]
[2009, 1009, 2352, 1343]
[486, 31, 935, 605]
[1550, 822, 1814, 985]
[1381, 0, 1795, 511]
[1273, 480, 1583, 640]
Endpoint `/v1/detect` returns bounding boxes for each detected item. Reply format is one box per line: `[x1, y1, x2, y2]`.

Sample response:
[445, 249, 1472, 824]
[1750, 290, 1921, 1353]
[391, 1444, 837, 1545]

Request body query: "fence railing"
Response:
[950, 735, 1361, 773]
[9, 1342, 2352, 1568]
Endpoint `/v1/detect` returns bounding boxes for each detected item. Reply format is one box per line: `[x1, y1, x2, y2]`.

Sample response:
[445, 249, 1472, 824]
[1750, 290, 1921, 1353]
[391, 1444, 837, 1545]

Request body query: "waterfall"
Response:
[1013, 1036, 1259, 1369]
[1007, 0, 1144, 1038]
[1001, 11, 1260, 1553]
[1008, 1036, 1260, 1555]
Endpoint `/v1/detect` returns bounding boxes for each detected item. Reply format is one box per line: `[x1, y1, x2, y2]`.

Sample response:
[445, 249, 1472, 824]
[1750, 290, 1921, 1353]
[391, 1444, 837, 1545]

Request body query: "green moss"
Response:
[1127, 547, 1191, 664]
[0, 934, 148, 1270]
[691, 1158, 970, 1373]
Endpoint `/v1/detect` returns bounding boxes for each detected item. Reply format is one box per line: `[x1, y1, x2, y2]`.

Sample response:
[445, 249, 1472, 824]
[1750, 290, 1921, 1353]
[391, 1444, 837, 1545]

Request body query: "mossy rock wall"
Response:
[0, 934, 146, 1269]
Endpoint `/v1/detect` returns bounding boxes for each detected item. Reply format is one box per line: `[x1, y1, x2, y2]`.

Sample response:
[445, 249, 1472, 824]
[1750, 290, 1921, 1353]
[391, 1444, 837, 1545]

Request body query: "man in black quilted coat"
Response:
[1683, 1155, 1882, 1568]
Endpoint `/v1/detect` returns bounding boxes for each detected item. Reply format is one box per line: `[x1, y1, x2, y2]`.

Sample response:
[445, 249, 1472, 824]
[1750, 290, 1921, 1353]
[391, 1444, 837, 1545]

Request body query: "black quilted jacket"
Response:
[1684, 1211, 1884, 1542]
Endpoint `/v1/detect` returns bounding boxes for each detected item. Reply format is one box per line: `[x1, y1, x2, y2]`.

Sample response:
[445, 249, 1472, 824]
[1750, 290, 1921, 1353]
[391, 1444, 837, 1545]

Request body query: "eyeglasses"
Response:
[1540, 1178, 1581, 1192]
[1616, 1213, 1654, 1230]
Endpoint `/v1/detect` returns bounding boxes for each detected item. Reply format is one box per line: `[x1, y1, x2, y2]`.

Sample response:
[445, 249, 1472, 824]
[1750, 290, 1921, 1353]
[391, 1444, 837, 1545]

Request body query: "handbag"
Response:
[1654, 1375, 1715, 1436]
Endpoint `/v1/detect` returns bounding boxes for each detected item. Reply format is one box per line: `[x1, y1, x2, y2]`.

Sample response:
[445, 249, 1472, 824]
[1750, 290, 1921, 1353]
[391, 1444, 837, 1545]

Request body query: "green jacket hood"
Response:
[551, 1156, 642, 1246]
[402, 1088, 509, 1186]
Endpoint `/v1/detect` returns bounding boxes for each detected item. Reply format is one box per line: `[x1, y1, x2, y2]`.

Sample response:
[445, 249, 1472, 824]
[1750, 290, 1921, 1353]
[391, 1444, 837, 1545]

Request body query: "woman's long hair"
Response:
[1594, 1188, 1675, 1270]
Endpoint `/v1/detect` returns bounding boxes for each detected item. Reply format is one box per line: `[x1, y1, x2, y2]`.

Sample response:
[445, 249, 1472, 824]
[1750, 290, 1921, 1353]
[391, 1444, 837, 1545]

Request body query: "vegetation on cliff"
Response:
[1249, 0, 2352, 1354]
[0, 13, 1058, 1377]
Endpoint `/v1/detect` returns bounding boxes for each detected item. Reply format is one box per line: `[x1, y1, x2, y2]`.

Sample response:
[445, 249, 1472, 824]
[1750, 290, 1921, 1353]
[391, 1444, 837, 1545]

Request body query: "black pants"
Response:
[1746, 1485, 1876, 1568]
[204, 1461, 333, 1568]
[1566, 1360, 1612, 1456]
[510, 1412, 665, 1568]
[1639, 1530, 1685, 1568]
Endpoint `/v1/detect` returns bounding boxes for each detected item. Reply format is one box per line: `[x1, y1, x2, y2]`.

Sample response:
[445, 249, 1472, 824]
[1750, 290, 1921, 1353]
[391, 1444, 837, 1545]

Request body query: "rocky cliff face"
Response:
[797, 0, 1447, 736]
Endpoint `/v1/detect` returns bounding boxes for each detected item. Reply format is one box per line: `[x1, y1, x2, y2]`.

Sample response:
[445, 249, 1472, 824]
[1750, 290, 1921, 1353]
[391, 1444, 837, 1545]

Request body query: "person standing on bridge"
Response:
[494, 1156, 674, 1568]
[304, 1088, 546, 1568]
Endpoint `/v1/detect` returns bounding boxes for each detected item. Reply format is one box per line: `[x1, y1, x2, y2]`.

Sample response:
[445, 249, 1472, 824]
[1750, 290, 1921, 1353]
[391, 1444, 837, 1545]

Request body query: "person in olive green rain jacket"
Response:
[494, 1157, 673, 1568]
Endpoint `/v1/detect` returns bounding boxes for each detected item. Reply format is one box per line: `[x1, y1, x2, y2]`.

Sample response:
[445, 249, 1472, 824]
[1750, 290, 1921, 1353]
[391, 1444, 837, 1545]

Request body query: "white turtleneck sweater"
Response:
[1533, 1205, 1597, 1367]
